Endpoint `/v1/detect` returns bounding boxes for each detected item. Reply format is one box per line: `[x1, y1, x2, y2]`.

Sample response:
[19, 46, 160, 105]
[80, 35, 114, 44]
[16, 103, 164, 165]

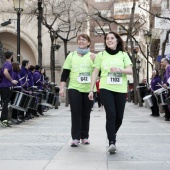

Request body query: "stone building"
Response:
[0, 0, 87, 84]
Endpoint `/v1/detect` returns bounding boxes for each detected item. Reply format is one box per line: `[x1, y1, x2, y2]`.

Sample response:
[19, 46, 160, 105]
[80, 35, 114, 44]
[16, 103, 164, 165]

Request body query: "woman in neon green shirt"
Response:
[59, 34, 95, 147]
[89, 32, 132, 153]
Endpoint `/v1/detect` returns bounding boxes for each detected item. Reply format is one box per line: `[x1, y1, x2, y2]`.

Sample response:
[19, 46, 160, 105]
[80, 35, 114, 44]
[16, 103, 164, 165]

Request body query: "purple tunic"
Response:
[28, 70, 34, 87]
[33, 70, 42, 89]
[151, 76, 162, 91]
[165, 65, 170, 83]
[0, 61, 13, 88]
[19, 66, 29, 88]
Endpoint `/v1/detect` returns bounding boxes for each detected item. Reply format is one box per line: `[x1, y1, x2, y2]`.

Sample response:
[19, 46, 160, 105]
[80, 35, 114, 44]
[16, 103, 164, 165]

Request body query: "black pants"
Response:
[150, 94, 159, 116]
[0, 87, 12, 121]
[97, 92, 103, 108]
[100, 89, 126, 145]
[68, 89, 92, 140]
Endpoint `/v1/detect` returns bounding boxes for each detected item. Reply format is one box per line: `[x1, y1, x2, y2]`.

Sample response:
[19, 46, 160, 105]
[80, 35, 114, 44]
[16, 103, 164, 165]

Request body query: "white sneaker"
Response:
[108, 144, 116, 153]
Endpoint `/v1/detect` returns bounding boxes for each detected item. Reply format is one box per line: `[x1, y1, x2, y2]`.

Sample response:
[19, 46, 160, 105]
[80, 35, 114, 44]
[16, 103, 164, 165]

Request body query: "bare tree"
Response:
[37, 0, 43, 67]
[87, 0, 148, 106]
[139, 1, 170, 59]
[41, 0, 88, 106]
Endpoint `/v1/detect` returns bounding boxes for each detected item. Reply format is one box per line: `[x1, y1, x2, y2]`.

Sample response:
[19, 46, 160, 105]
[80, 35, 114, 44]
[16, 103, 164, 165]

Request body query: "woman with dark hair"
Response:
[59, 33, 95, 147]
[150, 69, 162, 117]
[89, 32, 132, 153]
[33, 65, 43, 115]
[11, 62, 23, 124]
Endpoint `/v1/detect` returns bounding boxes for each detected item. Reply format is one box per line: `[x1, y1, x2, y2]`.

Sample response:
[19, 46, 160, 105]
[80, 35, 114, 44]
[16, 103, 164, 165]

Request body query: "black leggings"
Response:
[150, 94, 159, 116]
[0, 87, 12, 121]
[68, 89, 92, 140]
[97, 92, 103, 108]
[100, 89, 126, 144]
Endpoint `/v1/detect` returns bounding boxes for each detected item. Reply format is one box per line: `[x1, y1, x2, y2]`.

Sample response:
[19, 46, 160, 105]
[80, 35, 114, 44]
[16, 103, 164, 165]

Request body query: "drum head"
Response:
[143, 95, 152, 99]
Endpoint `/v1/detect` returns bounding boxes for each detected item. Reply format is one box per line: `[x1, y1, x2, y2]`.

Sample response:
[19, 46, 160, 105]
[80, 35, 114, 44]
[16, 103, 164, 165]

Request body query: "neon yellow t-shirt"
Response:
[63, 51, 94, 92]
[94, 51, 132, 93]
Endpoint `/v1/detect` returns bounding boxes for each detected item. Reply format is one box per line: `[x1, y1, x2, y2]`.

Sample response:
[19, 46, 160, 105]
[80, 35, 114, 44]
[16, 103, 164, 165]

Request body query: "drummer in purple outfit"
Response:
[150, 69, 162, 117]
[11, 62, 23, 124]
[19, 60, 30, 89]
[0, 51, 18, 127]
[33, 65, 43, 115]
[19, 60, 34, 120]
[161, 57, 170, 121]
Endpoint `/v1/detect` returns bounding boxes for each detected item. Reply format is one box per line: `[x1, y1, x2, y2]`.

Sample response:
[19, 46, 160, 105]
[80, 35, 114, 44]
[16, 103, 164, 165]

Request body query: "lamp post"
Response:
[13, 0, 25, 63]
[52, 34, 60, 83]
[144, 31, 152, 83]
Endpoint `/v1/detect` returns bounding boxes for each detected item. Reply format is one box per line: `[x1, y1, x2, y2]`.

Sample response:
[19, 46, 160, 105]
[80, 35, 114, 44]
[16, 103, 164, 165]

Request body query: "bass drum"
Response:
[10, 91, 30, 111]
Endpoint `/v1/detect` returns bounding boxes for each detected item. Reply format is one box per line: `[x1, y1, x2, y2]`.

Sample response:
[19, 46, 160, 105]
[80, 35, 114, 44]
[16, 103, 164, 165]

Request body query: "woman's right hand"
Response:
[88, 91, 94, 100]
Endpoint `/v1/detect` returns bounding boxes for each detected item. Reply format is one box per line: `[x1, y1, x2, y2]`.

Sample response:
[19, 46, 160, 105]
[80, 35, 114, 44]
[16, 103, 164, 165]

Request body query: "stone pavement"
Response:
[0, 102, 170, 170]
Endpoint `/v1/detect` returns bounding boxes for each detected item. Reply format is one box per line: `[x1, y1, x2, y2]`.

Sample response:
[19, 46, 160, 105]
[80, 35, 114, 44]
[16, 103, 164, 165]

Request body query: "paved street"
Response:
[0, 102, 170, 170]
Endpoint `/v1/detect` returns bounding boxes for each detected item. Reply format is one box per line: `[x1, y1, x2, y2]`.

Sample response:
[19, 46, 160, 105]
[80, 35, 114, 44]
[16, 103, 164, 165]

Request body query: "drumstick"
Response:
[157, 83, 165, 89]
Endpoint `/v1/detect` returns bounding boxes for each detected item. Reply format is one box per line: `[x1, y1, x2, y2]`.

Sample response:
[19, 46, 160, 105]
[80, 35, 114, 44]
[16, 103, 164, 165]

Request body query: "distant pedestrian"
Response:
[138, 79, 147, 102]
[96, 76, 103, 111]
[149, 69, 161, 117]
[88, 31, 132, 153]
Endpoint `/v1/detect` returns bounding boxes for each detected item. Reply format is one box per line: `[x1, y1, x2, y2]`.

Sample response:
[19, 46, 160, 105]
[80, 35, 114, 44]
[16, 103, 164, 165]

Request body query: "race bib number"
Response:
[77, 72, 91, 83]
[107, 72, 122, 84]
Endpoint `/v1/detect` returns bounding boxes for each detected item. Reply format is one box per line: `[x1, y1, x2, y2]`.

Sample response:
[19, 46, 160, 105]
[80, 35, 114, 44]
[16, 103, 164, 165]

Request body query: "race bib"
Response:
[77, 72, 91, 83]
[107, 72, 122, 84]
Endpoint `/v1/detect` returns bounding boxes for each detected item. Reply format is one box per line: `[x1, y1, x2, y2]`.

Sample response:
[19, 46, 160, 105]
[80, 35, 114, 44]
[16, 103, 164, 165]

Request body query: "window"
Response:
[94, 26, 110, 35]
[114, 6, 131, 15]
[94, 43, 105, 51]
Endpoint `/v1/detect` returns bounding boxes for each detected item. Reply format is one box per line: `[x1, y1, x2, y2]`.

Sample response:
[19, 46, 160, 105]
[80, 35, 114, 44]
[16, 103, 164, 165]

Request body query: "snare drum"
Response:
[26, 95, 37, 110]
[154, 87, 167, 95]
[10, 91, 30, 111]
[143, 95, 153, 108]
[39, 92, 54, 107]
[165, 96, 170, 105]
[154, 88, 167, 105]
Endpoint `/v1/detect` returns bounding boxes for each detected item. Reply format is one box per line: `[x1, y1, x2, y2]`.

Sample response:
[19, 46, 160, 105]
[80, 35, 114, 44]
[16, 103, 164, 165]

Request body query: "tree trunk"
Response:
[50, 42, 55, 83]
[37, 0, 43, 67]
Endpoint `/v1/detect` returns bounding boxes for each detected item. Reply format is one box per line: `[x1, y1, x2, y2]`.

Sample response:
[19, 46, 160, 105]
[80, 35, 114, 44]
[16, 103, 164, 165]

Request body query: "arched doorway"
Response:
[0, 31, 37, 65]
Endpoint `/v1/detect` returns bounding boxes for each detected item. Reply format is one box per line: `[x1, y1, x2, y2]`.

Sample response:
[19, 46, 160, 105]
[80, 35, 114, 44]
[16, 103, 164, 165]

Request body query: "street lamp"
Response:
[13, 0, 25, 63]
[144, 31, 152, 83]
[51, 33, 60, 83]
